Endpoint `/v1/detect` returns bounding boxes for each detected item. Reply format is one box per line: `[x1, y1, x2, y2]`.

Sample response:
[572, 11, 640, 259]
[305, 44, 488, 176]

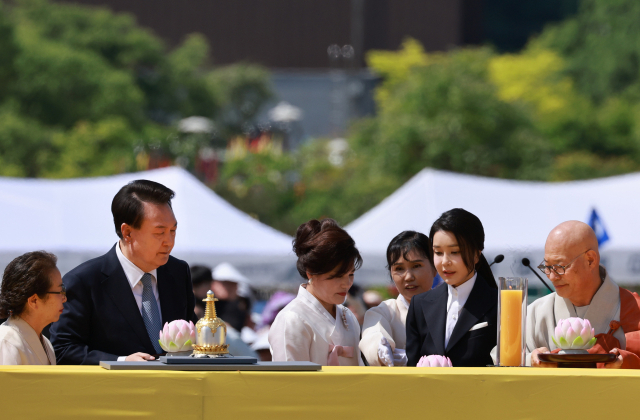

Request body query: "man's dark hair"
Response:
[190, 265, 213, 286]
[111, 180, 175, 238]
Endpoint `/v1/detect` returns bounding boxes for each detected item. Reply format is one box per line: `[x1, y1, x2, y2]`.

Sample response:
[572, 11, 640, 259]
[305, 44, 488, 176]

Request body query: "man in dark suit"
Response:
[50, 180, 198, 364]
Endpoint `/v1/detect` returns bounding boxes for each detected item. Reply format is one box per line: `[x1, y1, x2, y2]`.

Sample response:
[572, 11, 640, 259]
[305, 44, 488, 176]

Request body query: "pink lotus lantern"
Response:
[417, 355, 453, 367]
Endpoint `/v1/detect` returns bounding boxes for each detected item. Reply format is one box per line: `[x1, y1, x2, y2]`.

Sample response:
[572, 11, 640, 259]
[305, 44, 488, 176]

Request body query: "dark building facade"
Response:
[60, 0, 481, 68]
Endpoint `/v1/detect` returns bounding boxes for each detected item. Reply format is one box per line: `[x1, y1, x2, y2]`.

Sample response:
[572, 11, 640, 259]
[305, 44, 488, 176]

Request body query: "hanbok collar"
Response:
[395, 295, 410, 325]
[554, 266, 619, 335]
[6, 317, 53, 365]
[398, 294, 410, 310]
[297, 284, 352, 341]
[298, 284, 336, 325]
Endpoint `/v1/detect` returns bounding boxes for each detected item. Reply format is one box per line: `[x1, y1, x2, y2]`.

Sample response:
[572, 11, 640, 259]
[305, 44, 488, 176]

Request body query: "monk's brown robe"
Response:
[587, 288, 640, 369]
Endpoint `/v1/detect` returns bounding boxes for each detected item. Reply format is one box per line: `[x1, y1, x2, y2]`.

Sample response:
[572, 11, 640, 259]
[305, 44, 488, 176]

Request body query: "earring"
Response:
[308, 278, 313, 284]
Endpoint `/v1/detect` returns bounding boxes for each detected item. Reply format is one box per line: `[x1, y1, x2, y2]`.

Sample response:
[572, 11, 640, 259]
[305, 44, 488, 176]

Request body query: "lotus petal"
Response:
[569, 318, 583, 335]
[572, 336, 585, 349]
[174, 331, 185, 348]
[579, 326, 591, 342]
[168, 322, 178, 338]
[181, 339, 193, 351]
[159, 339, 169, 352]
[555, 325, 563, 340]
[565, 326, 578, 343]
[586, 337, 597, 348]
[560, 319, 571, 335]
[559, 336, 570, 348]
[551, 336, 559, 347]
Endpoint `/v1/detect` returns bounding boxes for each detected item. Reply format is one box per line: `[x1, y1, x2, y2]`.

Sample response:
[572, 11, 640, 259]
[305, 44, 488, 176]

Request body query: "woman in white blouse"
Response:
[269, 219, 364, 366]
[360, 231, 436, 366]
[0, 251, 65, 365]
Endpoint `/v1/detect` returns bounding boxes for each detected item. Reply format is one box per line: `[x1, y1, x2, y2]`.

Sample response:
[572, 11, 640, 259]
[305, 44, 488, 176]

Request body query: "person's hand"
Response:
[392, 348, 408, 366]
[125, 352, 155, 362]
[531, 347, 557, 368]
[603, 348, 624, 369]
[377, 337, 395, 366]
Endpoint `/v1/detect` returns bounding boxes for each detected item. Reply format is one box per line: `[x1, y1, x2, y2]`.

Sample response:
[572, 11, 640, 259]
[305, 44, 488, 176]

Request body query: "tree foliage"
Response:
[0, 0, 272, 178]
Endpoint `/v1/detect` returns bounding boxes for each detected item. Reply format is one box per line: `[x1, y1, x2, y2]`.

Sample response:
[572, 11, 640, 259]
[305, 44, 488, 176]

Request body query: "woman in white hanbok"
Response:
[269, 219, 364, 366]
[360, 231, 436, 366]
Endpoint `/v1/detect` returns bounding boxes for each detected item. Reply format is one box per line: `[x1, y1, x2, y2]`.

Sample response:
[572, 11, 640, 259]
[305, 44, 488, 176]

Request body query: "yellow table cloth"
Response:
[1, 366, 639, 419]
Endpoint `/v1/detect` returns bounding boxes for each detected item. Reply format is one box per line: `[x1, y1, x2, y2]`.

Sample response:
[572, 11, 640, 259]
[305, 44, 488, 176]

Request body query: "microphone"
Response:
[522, 258, 553, 292]
[489, 254, 504, 267]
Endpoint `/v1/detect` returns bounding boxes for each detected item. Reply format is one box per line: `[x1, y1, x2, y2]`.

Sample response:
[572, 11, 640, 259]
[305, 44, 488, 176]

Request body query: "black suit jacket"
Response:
[406, 275, 498, 367]
[50, 245, 198, 365]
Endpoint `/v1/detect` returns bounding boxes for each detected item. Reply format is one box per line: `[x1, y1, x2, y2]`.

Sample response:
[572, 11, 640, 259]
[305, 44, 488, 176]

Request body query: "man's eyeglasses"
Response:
[46, 285, 66, 298]
[537, 250, 590, 276]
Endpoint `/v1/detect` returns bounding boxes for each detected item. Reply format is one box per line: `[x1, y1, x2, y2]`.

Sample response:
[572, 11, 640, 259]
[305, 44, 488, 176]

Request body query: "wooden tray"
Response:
[538, 353, 617, 368]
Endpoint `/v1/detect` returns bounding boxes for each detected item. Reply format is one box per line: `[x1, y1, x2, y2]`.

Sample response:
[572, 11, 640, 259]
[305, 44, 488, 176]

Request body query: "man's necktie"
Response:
[141, 273, 163, 354]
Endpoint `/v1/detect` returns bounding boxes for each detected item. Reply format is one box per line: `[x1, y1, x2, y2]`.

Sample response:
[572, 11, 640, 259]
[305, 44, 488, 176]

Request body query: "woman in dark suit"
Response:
[406, 208, 498, 367]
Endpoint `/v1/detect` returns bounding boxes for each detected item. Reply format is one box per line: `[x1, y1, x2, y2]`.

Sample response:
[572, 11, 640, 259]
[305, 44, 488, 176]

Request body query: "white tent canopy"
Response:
[0, 167, 297, 288]
[347, 168, 640, 287]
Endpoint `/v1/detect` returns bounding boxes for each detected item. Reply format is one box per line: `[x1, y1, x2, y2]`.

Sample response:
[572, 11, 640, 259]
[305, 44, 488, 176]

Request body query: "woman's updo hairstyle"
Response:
[0, 251, 58, 318]
[293, 218, 362, 279]
[386, 231, 434, 274]
[429, 208, 497, 289]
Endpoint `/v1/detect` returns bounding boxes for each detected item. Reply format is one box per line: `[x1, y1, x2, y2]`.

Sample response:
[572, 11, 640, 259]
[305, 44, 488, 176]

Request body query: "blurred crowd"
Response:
[191, 261, 441, 362]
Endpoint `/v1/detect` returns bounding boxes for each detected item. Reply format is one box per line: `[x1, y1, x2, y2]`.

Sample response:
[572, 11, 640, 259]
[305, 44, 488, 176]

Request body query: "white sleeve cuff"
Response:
[117, 356, 127, 362]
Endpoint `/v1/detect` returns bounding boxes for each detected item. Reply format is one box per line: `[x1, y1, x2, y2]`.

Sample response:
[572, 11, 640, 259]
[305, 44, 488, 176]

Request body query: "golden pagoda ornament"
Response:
[192, 290, 229, 356]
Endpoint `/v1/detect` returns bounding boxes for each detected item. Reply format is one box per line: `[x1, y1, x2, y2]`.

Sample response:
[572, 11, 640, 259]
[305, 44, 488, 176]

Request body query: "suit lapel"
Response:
[157, 264, 180, 325]
[100, 245, 154, 350]
[423, 285, 448, 355]
[446, 276, 495, 352]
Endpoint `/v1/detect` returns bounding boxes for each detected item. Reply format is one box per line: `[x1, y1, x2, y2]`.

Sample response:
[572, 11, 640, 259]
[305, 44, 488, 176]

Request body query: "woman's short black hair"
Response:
[111, 180, 175, 238]
[429, 208, 497, 288]
[386, 231, 434, 272]
[0, 251, 58, 318]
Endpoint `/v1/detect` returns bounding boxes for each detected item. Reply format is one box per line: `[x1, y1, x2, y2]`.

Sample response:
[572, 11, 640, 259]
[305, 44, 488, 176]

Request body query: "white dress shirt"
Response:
[115, 242, 162, 361]
[115, 242, 162, 317]
[444, 273, 477, 349]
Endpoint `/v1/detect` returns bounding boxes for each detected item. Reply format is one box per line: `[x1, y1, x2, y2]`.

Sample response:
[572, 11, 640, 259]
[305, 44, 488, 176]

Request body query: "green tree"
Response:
[0, 0, 272, 179]
[355, 47, 550, 182]
[538, 0, 640, 103]
[207, 64, 274, 138]
[0, 2, 18, 99]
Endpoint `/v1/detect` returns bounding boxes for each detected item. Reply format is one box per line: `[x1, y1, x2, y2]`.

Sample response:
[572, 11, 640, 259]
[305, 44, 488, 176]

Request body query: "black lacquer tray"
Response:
[538, 353, 617, 368]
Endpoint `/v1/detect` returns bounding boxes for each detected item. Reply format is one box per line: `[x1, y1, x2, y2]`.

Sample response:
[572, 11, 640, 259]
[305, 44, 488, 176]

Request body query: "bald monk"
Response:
[528, 221, 640, 368]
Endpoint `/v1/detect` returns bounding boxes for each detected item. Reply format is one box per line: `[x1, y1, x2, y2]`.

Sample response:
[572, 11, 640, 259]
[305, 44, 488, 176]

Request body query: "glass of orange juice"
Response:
[497, 277, 528, 367]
